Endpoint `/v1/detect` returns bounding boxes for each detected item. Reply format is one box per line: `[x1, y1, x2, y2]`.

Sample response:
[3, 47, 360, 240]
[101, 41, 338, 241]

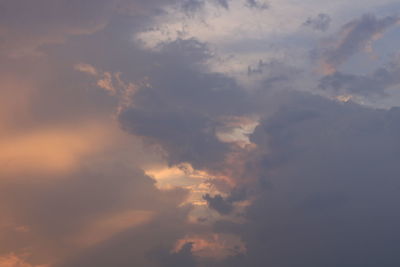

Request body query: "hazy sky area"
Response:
[2, 0, 400, 266]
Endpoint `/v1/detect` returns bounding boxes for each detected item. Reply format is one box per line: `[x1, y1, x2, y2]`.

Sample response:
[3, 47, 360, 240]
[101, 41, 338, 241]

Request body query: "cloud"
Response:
[0, 157, 189, 265]
[181, 0, 206, 14]
[245, 0, 269, 10]
[0, 253, 49, 267]
[0, 0, 182, 58]
[210, 92, 400, 266]
[0, 122, 116, 176]
[0, 0, 112, 57]
[203, 194, 233, 214]
[74, 63, 98, 76]
[153, 242, 197, 267]
[203, 187, 247, 214]
[215, 0, 230, 9]
[303, 13, 331, 32]
[3, 0, 400, 266]
[319, 54, 400, 97]
[118, 38, 253, 170]
[319, 14, 400, 74]
[56, 207, 193, 267]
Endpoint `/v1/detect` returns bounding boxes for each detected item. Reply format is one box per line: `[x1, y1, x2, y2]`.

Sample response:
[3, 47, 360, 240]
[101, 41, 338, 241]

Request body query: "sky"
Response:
[1, 0, 400, 266]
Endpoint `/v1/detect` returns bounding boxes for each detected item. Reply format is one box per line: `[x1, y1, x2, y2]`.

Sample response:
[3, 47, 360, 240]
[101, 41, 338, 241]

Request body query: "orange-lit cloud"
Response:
[74, 210, 154, 247]
[0, 122, 114, 176]
[319, 14, 400, 75]
[0, 253, 49, 267]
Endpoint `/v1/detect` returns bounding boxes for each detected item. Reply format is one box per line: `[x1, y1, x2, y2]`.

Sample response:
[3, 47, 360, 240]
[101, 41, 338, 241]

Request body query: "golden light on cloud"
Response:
[0, 122, 113, 177]
[335, 94, 353, 102]
[0, 77, 33, 133]
[0, 253, 49, 267]
[74, 210, 154, 247]
[145, 163, 210, 189]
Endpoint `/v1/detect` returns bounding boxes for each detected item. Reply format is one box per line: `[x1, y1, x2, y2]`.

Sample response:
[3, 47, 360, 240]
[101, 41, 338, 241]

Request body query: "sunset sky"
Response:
[2, 0, 400, 266]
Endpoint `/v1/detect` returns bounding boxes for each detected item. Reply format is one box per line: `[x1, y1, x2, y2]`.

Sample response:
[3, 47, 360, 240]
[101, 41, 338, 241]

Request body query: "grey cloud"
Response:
[203, 194, 233, 214]
[0, 0, 112, 57]
[247, 60, 299, 88]
[182, 0, 206, 14]
[245, 0, 269, 10]
[213, 92, 400, 267]
[303, 13, 331, 31]
[319, 56, 400, 97]
[215, 0, 230, 9]
[153, 242, 197, 267]
[57, 207, 193, 267]
[4, 1, 400, 267]
[118, 39, 253, 170]
[320, 14, 400, 72]
[180, 0, 230, 13]
[203, 188, 247, 215]
[0, 0, 179, 58]
[0, 6, 197, 266]
[120, 109, 230, 170]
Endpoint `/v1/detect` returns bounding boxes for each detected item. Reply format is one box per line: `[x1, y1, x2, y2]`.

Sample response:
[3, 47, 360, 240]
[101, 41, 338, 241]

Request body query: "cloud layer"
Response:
[2, 0, 400, 266]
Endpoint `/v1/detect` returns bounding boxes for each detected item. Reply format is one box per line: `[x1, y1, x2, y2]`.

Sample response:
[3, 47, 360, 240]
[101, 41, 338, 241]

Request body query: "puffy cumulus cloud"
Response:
[319, 14, 400, 74]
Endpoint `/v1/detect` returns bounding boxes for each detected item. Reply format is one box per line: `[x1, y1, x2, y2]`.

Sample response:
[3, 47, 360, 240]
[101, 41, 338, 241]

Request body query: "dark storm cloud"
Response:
[303, 13, 331, 31]
[210, 92, 400, 267]
[320, 14, 400, 73]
